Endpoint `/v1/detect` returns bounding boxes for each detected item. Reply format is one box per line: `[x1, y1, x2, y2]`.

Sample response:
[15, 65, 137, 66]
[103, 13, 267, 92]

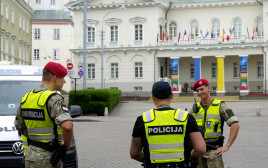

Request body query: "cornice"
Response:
[67, 0, 258, 11]
[70, 42, 268, 54]
[13, 0, 35, 17]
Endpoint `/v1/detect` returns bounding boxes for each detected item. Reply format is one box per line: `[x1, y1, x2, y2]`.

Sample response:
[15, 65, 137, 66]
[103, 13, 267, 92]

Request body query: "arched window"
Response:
[233, 18, 242, 38]
[211, 19, 220, 39]
[257, 18, 263, 36]
[191, 20, 198, 39]
[169, 22, 177, 40]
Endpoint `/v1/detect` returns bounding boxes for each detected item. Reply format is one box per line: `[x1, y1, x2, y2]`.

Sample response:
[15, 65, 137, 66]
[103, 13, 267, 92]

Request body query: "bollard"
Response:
[104, 107, 108, 116]
[256, 106, 260, 116]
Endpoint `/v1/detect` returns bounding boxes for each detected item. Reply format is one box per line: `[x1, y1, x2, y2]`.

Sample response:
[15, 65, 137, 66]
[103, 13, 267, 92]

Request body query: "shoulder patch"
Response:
[62, 102, 69, 112]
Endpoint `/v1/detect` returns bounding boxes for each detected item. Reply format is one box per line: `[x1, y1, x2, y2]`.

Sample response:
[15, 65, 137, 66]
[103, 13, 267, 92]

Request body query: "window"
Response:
[53, 29, 60, 40]
[191, 20, 199, 39]
[110, 26, 118, 42]
[26, 22, 29, 33]
[169, 22, 177, 40]
[135, 62, 143, 78]
[11, 8, 14, 23]
[233, 62, 239, 78]
[211, 19, 220, 38]
[134, 86, 142, 91]
[257, 86, 263, 91]
[87, 27, 95, 43]
[111, 63, 118, 79]
[159, 25, 164, 40]
[22, 17, 25, 31]
[36, 0, 41, 4]
[51, 0, 55, 5]
[5, 3, 8, 20]
[190, 63, 194, 78]
[233, 18, 242, 38]
[33, 49, 40, 60]
[5, 36, 8, 60]
[257, 18, 263, 37]
[212, 86, 217, 91]
[1, 0, 3, 15]
[11, 40, 14, 64]
[135, 25, 143, 41]
[19, 15, 22, 28]
[87, 63, 95, 79]
[1, 33, 3, 60]
[53, 49, 60, 60]
[234, 86, 240, 91]
[34, 28, 40, 39]
[212, 63, 217, 78]
[257, 62, 264, 77]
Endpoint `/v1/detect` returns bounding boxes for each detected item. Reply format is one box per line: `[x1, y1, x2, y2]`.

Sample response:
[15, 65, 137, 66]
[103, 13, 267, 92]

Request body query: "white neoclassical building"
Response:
[67, 0, 268, 96]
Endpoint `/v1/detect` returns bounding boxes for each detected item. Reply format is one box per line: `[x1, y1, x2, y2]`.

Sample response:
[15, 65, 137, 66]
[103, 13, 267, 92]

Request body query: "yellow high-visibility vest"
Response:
[192, 99, 222, 139]
[142, 108, 188, 163]
[21, 90, 63, 143]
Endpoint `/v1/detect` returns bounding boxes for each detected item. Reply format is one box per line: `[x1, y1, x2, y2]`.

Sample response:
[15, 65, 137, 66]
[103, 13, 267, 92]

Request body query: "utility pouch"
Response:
[193, 98, 199, 113]
[50, 139, 66, 166]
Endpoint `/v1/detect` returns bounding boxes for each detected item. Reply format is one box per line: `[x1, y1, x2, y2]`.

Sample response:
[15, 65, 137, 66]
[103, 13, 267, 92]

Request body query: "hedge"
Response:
[68, 89, 121, 116]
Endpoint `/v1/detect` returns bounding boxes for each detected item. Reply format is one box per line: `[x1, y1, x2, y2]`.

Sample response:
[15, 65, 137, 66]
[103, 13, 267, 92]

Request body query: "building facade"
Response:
[0, 0, 34, 64]
[31, 10, 74, 92]
[67, 0, 268, 96]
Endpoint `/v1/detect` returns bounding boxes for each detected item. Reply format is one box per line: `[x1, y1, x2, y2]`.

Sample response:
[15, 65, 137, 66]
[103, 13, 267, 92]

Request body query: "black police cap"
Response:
[152, 81, 172, 99]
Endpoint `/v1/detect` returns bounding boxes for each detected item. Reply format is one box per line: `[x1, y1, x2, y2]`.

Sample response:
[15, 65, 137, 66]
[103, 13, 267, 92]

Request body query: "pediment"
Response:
[129, 17, 147, 24]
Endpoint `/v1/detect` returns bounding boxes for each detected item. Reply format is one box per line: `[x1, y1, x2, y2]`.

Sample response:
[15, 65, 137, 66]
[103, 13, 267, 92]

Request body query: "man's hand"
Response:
[213, 145, 230, 155]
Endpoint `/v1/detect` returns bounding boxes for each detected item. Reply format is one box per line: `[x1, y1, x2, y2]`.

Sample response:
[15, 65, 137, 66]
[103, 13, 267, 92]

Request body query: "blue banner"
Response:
[171, 58, 179, 92]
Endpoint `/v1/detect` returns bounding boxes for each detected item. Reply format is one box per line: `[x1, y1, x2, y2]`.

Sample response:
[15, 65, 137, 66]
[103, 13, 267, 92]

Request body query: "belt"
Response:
[149, 162, 188, 168]
[29, 140, 54, 152]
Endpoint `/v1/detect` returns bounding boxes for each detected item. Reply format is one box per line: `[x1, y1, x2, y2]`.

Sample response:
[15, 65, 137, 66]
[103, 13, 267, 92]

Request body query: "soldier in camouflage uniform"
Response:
[14, 62, 73, 168]
[190, 79, 240, 168]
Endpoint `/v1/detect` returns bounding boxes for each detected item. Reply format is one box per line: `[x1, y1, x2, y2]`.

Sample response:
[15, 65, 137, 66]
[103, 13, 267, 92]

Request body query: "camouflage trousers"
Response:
[25, 160, 62, 168]
[197, 150, 224, 168]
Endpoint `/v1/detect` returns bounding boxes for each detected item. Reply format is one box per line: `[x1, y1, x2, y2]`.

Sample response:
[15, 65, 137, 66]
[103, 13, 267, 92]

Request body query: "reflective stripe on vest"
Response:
[21, 90, 63, 143]
[149, 143, 184, 150]
[143, 108, 188, 163]
[150, 152, 184, 161]
[192, 99, 222, 139]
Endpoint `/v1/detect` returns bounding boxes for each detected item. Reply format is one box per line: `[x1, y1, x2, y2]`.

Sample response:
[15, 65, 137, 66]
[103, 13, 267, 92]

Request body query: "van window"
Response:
[0, 81, 40, 115]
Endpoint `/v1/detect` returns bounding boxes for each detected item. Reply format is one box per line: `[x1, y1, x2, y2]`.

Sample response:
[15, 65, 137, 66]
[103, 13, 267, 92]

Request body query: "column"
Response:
[193, 56, 202, 82]
[239, 55, 250, 96]
[216, 55, 226, 96]
[263, 47, 268, 94]
[170, 57, 180, 93]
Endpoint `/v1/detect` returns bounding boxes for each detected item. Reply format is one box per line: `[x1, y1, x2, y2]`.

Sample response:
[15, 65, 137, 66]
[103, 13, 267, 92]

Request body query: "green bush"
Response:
[68, 89, 121, 116]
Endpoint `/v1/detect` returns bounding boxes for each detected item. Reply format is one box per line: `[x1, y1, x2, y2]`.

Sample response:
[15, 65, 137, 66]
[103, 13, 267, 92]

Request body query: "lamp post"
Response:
[101, 5, 126, 89]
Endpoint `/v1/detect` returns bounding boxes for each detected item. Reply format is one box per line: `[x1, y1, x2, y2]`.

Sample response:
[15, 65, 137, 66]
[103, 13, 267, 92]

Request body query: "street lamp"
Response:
[101, 5, 126, 89]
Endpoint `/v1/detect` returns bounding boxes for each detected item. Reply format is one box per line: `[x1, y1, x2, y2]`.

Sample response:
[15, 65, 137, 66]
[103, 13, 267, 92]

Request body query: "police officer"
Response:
[14, 62, 73, 168]
[190, 79, 240, 168]
[130, 81, 206, 168]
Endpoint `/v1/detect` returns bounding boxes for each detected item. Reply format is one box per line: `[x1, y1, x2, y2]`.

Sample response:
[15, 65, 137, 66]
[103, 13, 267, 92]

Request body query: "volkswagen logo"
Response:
[12, 142, 23, 155]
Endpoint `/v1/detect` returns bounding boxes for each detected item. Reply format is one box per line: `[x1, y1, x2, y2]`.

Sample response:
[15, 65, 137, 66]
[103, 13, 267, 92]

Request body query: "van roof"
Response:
[0, 65, 43, 76]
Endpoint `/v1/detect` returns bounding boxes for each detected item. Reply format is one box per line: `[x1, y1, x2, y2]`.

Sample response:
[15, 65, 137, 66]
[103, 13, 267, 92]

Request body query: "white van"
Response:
[0, 63, 80, 167]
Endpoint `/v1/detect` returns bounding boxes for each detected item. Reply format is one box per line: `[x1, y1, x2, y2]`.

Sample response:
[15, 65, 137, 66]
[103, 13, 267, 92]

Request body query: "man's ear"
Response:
[152, 95, 156, 101]
[207, 85, 211, 91]
[52, 75, 57, 82]
[170, 92, 174, 100]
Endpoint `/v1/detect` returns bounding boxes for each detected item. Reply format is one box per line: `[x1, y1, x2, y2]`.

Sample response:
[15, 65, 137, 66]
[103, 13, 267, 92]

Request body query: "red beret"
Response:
[44, 62, 67, 78]
[193, 79, 209, 91]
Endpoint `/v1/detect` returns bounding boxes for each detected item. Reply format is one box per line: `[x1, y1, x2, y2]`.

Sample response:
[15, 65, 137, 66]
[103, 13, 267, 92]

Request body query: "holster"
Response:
[50, 139, 66, 166]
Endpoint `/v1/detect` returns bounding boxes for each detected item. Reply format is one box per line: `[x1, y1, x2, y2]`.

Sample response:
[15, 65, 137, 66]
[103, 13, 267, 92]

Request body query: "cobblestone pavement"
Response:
[73, 101, 268, 168]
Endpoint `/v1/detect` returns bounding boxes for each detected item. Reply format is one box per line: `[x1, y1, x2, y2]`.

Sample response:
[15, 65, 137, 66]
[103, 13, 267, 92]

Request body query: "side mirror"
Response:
[70, 105, 82, 118]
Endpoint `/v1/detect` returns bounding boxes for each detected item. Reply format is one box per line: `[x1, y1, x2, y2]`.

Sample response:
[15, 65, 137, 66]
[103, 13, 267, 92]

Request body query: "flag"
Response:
[230, 27, 235, 36]
[222, 28, 225, 42]
[226, 35, 230, 41]
[178, 32, 181, 43]
[204, 31, 209, 39]
[162, 31, 165, 42]
[247, 27, 249, 38]
[166, 32, 169, 41]
[188, 30, 190, 41]
[157, 33, 159, 42]
[182, 30, 187, 40]
[256, 27, 258, 33]
[200, 30, 203, 39]
[211, 31, 214, 39]
[252, 28, 255, 40]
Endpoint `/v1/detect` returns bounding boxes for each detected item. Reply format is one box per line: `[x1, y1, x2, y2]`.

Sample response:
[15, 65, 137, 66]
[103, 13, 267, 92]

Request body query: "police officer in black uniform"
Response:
[130, 81, 206, 168]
